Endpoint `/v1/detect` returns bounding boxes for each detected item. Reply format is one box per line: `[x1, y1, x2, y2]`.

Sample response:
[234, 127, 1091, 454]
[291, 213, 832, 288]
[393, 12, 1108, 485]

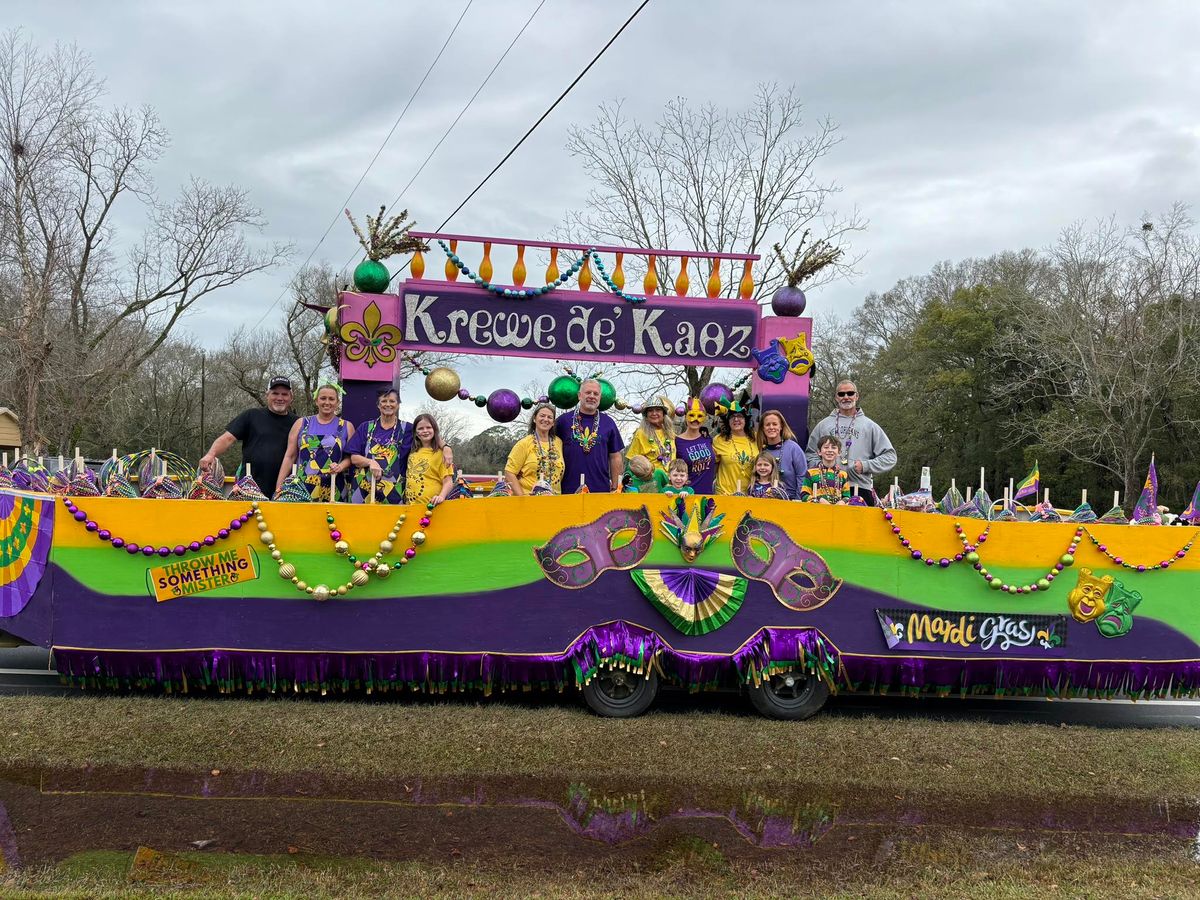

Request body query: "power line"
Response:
[249, 0, 474, 332]
[339, 0, 550, 279]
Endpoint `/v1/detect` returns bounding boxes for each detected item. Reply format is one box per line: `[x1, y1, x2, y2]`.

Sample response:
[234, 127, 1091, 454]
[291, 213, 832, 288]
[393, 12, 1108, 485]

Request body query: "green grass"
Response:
[0, 695, 1198, 803]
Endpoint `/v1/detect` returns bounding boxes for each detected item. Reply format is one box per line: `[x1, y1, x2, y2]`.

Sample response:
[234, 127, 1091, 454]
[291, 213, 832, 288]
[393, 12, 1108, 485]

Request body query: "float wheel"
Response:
[747, 669, 829, 720]
[581, 665, 659, 718]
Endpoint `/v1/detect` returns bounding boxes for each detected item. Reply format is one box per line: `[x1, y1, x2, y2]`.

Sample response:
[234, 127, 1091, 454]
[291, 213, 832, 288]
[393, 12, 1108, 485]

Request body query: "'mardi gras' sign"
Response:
[338, 281, 762, 379]
[876, 607, 1068, 653]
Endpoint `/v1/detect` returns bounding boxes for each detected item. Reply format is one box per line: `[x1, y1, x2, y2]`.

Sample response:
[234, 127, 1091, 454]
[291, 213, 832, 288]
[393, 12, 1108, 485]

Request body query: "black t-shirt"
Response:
[226, 407, 298, 495]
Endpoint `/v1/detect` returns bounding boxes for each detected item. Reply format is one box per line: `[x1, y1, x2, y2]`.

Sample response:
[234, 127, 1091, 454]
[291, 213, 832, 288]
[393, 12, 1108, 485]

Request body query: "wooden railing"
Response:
[406, 232, 760, 300]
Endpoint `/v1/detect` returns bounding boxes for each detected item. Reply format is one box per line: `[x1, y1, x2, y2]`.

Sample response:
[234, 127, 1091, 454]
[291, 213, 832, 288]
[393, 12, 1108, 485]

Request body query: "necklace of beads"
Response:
[1081, 527, 1196, 573]
[255, 500, 436, 602]
[571, 409, 600, 453]
[835, 412, 856, 465]
[63, 497, 252, 556]
[327, 502, 435, 575]
[883, 509, 988, 567]
[438, 242, 647, 305]
[533, 432, 559, 482]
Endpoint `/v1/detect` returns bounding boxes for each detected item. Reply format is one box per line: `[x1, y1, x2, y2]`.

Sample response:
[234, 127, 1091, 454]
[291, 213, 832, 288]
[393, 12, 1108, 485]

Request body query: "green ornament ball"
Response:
[597, 378, 617, 411]
[1037, 578, 1051, 590]
[989, 579, 1003, 590]
[520, 397, 533, 410]
[1006, 584, 1018, 594]
[547, 375, 580, 409]
[1060, 554, 1075, 566]
[966, 551, 979, 564]
[474, 395, 487, 407]
[352, 259, 391, 293]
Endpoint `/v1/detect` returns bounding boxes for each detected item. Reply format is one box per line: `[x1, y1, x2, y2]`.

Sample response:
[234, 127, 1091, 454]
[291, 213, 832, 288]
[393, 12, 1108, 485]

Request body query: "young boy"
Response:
[625, 454, 668, 493]
[801, 435, 852, 503]
[661, 458, 695, 495]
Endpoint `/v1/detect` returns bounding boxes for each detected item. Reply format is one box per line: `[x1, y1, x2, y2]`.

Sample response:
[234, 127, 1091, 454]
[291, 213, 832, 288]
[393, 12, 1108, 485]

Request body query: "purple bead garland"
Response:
[1081, 526, 1195, 573]
[62, 497, 253, 557]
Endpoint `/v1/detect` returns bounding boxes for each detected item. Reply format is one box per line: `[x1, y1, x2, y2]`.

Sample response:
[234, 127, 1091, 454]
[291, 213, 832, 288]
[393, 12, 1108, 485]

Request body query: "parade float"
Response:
[0, 230, 1197, 719]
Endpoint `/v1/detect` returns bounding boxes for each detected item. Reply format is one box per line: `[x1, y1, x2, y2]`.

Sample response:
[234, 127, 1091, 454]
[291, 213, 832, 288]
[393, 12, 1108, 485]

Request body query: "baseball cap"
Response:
[268, 376, 292, 391]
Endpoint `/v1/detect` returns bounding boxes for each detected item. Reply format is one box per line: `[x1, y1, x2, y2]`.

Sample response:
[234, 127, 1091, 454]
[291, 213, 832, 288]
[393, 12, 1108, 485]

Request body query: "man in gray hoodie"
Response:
[805, 380, 896, 503]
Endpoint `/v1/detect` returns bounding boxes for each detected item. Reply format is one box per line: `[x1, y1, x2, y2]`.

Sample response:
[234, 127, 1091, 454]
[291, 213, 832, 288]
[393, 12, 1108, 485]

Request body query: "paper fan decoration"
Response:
[630, 568, 747, 636]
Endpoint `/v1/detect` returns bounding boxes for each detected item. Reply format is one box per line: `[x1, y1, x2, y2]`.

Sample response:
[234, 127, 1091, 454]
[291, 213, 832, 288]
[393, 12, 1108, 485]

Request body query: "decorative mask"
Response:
[731, 512, 842, 610]
[1096, 581, 1142, 638]
[534, 507, 653, 589]
[660, 496, 725, 563]
[1066, 568, 1113, 623]
[685, 397, 706, 427]
[750, 340, 789, 385]
[777, 333, 814, 377]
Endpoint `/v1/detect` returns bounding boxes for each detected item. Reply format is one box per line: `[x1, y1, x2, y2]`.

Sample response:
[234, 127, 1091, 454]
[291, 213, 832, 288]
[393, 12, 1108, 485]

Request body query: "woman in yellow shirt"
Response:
[711, 404, 756, 495]
[504, 404, 565, 494]
[404, 414, 453, 505]
[625, 397, 675, 474]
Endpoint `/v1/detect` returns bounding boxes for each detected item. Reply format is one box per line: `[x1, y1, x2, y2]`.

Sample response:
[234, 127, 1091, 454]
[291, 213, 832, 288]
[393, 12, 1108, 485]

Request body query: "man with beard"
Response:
[199, 376, 298, 496]
[805, 380, 896, 504]
[555, 378, 624, 492]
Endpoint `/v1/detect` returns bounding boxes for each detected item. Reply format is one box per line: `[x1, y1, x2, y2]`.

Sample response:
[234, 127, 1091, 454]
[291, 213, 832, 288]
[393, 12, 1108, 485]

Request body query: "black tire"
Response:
[747, 670, 829, 720]
[581, 665, 659, 718]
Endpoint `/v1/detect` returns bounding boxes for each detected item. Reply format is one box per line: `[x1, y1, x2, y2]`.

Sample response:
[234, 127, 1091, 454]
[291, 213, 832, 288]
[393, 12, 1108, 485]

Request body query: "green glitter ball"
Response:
[521, 397, 533, 409]
[597, 378, 617, 411]
[474, 395, 487, 407]
[547, 375, 580, 409]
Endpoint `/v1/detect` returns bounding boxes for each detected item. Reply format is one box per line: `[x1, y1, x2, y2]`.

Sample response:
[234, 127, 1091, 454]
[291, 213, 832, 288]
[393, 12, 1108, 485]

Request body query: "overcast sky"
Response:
[11, 0, 1200, 427]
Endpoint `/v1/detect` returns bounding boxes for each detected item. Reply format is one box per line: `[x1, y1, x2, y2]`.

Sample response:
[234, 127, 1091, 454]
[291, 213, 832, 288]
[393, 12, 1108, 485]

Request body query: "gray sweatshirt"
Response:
[805, 408, 897, 492]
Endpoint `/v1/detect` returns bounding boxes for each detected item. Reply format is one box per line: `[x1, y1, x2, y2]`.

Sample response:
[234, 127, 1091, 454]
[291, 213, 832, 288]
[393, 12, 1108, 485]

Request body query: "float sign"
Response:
[148, 546, 260, 602]
[876, 607, 1068, 653]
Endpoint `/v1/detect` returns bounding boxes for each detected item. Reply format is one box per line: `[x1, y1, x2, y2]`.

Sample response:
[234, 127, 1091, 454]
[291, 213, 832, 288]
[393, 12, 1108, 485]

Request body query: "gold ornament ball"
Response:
[615, 399, 628, 410]
[350, 569, 370, 587]
[397, 515, 407, 524]
[270, 549, 282, 561]
[334, 540, 350, 555]
[379, 540, 394, 553]
[312, 584, 331, 602]
[259, 531, 275, 544]
[425, 366, 462, 402]
[296, 580, 308, 592]
[387, 531, 399, 541]
[278, 562, 297, 580]
[257, 521, 268, 532]
[374, 562, 392, 579]
[411, 531, 426, 545]
[337, 585, 348, 596]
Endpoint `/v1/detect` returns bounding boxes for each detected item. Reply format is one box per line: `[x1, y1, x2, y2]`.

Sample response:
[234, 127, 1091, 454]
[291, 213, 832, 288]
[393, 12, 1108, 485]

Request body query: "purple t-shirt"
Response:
[674, 435, 715, 494]
[555, 410, 624, 492]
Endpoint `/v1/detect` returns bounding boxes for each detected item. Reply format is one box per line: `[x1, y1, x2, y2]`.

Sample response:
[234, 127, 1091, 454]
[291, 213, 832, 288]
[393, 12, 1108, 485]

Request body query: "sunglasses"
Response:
[837, 391, 857, 398]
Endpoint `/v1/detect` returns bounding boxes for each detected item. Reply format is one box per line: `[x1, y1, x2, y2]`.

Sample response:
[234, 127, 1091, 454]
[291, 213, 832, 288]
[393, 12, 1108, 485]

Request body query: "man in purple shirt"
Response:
[555, 379, 625, 492]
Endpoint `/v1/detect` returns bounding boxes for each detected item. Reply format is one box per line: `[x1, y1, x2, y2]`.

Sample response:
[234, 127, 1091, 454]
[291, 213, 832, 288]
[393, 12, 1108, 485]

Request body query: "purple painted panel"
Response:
[391, 280, 761, 369]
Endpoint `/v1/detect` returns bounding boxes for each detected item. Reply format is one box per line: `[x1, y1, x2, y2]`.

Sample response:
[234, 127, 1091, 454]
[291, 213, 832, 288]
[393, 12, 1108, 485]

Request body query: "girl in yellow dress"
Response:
[404, 414, 453, 505]
[625, 397, 676, 475]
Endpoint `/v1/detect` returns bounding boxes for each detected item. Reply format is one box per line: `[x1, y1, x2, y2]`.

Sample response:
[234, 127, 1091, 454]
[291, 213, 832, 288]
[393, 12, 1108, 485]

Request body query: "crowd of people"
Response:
[199, 376, 896, 505]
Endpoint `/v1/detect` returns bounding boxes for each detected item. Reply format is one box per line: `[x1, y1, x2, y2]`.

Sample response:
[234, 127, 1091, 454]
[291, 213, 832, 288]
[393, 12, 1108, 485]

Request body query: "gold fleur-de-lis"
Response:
[339, 300, 402, 368]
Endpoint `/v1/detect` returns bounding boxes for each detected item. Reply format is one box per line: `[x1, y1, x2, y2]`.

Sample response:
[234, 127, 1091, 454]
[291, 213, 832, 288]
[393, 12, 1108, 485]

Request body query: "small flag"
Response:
[1181, 480, 1200, 524]
[1013, 461, 1039, 501]
[1131, 455, 1159, 523]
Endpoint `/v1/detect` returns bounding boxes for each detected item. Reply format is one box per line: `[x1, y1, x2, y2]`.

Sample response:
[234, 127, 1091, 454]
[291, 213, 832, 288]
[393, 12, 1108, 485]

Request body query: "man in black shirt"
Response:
[199, 376, 298, 496]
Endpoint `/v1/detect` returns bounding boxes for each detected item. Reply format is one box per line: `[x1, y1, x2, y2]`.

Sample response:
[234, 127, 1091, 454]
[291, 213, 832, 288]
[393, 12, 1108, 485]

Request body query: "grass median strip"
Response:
[0, 695, 1197, 803]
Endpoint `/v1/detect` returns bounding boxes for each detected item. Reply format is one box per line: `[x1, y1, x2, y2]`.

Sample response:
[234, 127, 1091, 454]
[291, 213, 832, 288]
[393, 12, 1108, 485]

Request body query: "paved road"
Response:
[2, 646, 1198, 725]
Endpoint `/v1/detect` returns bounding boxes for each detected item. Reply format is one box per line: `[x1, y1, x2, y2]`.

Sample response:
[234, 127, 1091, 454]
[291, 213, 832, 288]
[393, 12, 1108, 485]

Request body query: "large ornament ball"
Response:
[278, 562, 296, 580]
[425, 367, 462, 402]
[312, 584, 332, 603]
[411, 531, 427, 545]
[771, 285, 807, 317]
[259, 531, 274, 545]
[350, 569, 370, 587]
[597, 379, 617, 411]
[333, 540, 350, 555]
[700, 382, 733, 413]
[547, 375, 580, 409]
[487, 388, 522, 423]
[353, 259, 391, 294]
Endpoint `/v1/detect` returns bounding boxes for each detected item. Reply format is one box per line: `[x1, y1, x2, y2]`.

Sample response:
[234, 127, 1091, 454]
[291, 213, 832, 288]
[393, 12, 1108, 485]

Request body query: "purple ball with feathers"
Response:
[771, 285, 807, 316]
[700, 382, 732, 414]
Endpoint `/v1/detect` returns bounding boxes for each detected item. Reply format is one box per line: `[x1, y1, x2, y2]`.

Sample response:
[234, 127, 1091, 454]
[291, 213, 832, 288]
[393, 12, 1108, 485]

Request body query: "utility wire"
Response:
[249, 0, 473, 332]
[386, 0, 652, 286]
[339, 0, 551, 279]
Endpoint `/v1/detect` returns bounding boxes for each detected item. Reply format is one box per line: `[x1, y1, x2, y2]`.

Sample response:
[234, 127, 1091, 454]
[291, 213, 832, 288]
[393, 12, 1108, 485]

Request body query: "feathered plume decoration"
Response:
[660, 496, 725, 563]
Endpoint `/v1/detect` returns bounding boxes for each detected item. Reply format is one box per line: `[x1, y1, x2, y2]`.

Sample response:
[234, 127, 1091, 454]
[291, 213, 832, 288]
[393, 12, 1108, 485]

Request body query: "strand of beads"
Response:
[63, 496, 251, 557]
[1081, 527, 1196, 573]
[970, 526, 1081, 594]
[881, 509, 988, 568]
[440, 240, 585, 299]
[326, 502, 435, 579]
[255, 502, 366, 603]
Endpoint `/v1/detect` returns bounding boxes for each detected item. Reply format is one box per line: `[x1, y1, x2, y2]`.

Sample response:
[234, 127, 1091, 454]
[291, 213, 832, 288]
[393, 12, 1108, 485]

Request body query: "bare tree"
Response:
[0, 31, 289, 452]
[994, 206, 1200, 501]
[564, 83, 865, 399]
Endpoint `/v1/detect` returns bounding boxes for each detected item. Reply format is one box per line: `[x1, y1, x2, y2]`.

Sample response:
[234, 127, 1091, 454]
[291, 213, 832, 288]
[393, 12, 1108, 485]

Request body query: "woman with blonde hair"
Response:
[625, 396, 676, 474]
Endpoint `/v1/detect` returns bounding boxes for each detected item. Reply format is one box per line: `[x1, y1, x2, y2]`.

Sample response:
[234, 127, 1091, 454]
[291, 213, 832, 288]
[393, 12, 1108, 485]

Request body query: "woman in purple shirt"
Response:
[674, 397, 715, 494]
[755, 409, 806, 500]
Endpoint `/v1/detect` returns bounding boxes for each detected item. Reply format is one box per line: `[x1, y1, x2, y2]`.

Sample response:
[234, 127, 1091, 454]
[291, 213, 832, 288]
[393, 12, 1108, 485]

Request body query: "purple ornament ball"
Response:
[699, 382, 732, 414]
[458, 389, 471, 401]
[486, 388, 521, 423]
[674, 404, 687, 417]
[771, 285, 807, 316]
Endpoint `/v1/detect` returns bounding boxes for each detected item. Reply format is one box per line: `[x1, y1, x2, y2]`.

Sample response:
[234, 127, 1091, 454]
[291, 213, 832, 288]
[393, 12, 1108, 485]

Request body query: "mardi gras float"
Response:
[0, 228, 1197, 719]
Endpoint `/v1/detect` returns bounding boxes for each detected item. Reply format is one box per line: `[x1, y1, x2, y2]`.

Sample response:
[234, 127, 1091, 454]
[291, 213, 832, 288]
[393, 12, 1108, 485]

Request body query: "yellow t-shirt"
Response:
[711, 434, 756, 495]
[405, 446, 450, 504]
[504, 433, 565, 493]
[626, 427, 675, 473]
